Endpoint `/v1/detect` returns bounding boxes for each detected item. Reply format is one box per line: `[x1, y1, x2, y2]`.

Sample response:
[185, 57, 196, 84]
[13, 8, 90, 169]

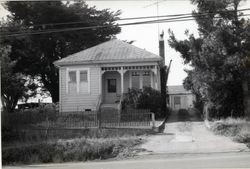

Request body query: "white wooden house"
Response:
[54, 39, 162, 113]
[168, 85, 195, 110]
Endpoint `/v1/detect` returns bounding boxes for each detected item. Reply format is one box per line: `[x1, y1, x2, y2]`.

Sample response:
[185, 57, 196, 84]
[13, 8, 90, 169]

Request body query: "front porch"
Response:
[100, 65, 160, 105]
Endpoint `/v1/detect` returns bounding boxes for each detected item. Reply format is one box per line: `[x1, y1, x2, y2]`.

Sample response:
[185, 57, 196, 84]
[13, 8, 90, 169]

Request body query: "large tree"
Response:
[1, 45, 37, 113]
[168, 0, 250, 118]
[2, 1, 121, 102]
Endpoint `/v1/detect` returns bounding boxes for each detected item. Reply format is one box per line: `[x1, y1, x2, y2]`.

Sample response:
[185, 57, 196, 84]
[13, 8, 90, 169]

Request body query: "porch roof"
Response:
[54, 39, 162, 66]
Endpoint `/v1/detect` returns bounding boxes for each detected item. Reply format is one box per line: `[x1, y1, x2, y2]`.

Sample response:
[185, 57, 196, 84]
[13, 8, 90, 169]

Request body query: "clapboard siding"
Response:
[60, 66, 100, 112]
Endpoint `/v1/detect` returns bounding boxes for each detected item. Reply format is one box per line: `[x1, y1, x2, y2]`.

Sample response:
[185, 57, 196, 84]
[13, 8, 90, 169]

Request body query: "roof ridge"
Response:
[54, 39, 162, 66]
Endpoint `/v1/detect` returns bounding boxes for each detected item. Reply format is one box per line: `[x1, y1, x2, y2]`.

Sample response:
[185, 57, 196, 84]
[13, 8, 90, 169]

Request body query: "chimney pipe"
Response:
[159, 31, 165, 66]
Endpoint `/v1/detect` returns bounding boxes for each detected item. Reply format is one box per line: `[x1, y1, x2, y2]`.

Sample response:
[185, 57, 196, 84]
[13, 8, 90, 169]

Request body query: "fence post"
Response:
[151, 113, 155, 128]
[98, 111, 101, 129]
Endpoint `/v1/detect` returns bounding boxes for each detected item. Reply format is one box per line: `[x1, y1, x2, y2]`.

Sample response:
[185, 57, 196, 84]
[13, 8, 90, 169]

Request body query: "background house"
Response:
[168, 85, 195, 110]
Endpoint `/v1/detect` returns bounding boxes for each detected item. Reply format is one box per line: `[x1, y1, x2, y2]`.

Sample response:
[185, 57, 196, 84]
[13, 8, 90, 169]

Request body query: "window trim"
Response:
[66, 68, 90, 94]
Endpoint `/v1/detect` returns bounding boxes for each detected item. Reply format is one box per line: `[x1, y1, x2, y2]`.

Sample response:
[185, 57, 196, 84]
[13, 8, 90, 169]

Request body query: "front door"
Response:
[105, 79, 117, 103]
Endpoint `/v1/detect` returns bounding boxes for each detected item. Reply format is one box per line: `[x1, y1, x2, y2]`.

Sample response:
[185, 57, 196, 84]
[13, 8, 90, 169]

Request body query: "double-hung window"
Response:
[68, 71, 77, 93]
[79, 70, 88, 93]
[67, 68, 90, 94]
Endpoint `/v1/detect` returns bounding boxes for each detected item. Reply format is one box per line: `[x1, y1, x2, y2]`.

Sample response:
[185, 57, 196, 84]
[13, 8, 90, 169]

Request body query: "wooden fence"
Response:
[3, 109, 154, 130]
[50, 109, 153, 129]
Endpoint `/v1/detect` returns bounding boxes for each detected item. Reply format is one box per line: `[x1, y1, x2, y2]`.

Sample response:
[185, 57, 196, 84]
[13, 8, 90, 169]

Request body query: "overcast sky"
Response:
[1, 1, 250, 103]
[87, 0, 198, 86]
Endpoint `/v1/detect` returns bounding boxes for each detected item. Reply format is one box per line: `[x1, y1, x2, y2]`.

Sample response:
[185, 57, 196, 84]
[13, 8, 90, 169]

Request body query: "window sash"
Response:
[67, 69, 89, 94]
[69, 71, 76, 83]
[108, 79, 116, 93]
[80, 71, 88, 82]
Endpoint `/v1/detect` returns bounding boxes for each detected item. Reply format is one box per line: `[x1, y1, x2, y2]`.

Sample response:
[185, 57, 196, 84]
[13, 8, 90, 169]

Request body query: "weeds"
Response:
[210, 118, 250, 148]
[2, 136, 144, 165]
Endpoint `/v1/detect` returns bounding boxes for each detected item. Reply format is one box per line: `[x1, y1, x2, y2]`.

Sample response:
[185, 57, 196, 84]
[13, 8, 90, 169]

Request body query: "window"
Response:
[69, 71, 76, 83]
[79, 70, 88, 93]
[67, 68, 89, 94]
[80, 71, 88, 82]
[143, 71, 151, 87]
[131, 71, 140, 89]
[108, 79, 116, 93]
[174, 96, 181, 105]
[68, 71, 77, 93]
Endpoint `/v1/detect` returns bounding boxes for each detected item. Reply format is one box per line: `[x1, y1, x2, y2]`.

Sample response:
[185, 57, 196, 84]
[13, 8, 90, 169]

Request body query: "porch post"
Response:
[150, 71, 154, 89]
[139, 72, 143, 89]
[129, 71, 132, 88]
[120, 67, 124, 93]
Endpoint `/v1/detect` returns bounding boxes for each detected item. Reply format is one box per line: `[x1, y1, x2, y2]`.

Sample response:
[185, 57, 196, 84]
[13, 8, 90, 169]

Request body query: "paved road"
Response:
[140, 109, 248, 154]
[4, 152, 250, 169]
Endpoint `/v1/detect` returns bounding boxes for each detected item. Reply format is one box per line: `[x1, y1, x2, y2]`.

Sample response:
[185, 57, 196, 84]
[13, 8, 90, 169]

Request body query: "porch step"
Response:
[100, 104, 119, 122]
[101, 103, 119, 110]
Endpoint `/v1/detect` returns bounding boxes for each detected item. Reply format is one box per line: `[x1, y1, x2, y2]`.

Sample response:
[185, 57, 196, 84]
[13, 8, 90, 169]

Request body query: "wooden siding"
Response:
[60, 65, 100, 112]
[169, 94, 195, 110]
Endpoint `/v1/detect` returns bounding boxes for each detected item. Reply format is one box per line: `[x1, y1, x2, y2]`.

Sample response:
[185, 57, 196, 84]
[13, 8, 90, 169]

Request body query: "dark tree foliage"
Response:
[168, 0, 250, 118]
[2, 1, 121, 102]
[1, 46, 37, 113]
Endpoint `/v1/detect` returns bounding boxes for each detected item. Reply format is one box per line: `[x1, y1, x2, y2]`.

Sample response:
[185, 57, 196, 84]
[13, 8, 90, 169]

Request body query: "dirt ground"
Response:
[138, 109, 249, 154]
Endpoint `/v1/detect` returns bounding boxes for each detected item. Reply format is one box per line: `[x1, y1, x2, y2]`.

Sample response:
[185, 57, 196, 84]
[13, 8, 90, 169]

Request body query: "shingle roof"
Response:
[54, 39, 162, 66]
[168, 85, 192, 95]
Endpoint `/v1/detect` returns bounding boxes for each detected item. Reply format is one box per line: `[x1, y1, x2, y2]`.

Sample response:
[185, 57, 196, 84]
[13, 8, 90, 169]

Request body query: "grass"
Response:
[210, 118, 250, 148]
[2, 136, 143, 165]
[2, 106, 155, 165]
[2, 128, 153, 165]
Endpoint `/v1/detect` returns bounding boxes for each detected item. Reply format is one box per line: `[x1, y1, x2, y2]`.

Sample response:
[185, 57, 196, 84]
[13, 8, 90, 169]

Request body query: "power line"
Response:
[1, 13, 250, 37]
[1, 8, 249, 29]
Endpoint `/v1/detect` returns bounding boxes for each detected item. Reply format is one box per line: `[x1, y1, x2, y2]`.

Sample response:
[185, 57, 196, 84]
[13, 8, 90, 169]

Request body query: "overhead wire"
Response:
[1, 8, 249, 29]
[1, 10, 250, 37]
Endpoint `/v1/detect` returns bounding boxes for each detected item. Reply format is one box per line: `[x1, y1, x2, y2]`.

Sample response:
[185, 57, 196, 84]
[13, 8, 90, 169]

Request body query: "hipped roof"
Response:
[54, 39, 162, 66]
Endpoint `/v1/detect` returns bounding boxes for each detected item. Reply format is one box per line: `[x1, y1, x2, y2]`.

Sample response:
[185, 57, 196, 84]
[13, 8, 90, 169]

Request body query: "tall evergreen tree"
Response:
[168, 0, 250, 118]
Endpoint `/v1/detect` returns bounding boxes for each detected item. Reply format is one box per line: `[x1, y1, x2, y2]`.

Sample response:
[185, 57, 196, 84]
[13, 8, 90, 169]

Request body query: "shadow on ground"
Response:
[167, 108, 203, 123]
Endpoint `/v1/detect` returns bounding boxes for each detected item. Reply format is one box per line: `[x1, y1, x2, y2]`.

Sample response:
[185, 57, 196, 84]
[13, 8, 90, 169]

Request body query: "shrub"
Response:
[123, 87, 164, 118]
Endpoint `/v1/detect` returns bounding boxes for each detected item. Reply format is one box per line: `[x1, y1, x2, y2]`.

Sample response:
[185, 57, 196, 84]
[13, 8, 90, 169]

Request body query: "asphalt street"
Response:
[3, 152, 250, 169]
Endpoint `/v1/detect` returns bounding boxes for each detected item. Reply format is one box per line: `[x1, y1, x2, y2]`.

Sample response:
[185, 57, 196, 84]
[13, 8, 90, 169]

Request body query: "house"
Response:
[54, 39, 162, 113]
[168, 85, 195, 110]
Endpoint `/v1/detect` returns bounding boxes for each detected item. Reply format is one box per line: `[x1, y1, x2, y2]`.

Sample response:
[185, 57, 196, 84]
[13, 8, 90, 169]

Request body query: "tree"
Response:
[168, 0, 250, 118]
[2, 1, 121, 102]
[1, 46, 37, 113]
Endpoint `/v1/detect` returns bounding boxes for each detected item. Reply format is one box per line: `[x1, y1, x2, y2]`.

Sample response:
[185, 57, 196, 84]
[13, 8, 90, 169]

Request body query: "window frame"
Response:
[66, 68, 90, 94]
[107, 79, 117, 93]
[174, 96, 181, 105]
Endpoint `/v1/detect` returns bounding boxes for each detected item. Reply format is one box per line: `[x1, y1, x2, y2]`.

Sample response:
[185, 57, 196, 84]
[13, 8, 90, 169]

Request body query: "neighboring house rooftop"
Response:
[168, 85, 192, 95]
[54, 39, 162, 66]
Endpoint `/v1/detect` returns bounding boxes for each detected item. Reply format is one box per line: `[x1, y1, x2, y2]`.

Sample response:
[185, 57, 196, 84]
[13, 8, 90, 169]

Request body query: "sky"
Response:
[1, 0, 250, 103]
[86, 0, 198, 86]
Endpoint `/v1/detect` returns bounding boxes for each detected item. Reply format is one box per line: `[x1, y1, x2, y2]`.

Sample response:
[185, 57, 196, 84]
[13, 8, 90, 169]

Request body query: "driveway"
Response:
[139, 109, 249, 154]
